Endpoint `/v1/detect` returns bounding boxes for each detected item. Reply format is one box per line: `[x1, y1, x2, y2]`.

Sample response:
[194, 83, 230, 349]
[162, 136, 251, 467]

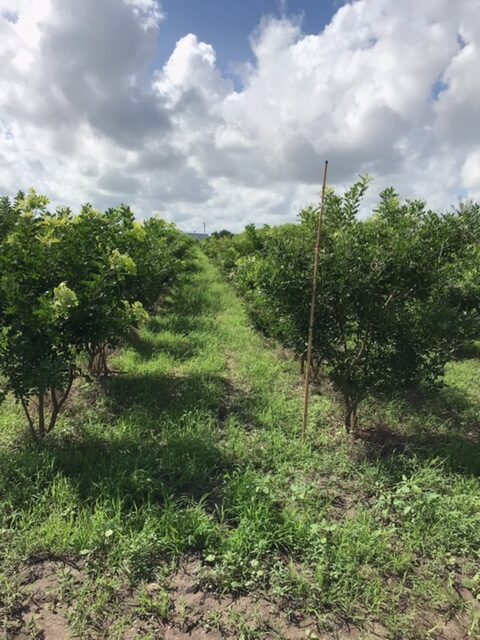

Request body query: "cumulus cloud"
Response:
[0, 0, 479, 231]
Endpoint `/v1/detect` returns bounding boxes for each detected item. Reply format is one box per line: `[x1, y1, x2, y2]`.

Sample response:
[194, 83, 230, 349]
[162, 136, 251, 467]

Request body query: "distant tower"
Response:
[203, 221, 206, 234]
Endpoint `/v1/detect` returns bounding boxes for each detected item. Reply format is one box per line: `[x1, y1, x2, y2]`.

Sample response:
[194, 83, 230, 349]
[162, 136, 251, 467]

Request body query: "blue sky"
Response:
[156, 1, 342, 77]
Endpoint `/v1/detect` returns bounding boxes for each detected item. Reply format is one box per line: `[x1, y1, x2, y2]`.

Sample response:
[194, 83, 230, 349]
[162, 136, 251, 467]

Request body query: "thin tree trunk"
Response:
[351, 403, 358, 432]
[343, 389, 360, 433]
[88, 344, 110, 377]
[300, 351, 306, 375]
[88, 347, 97, 374]
[312, 356, 322, 380]
[100, 344, 109, 376]
[301, 353, 322, 379]
[47, 373, 75, 433]
[38, 393, 45, 438]
[19, 371, 75, 439]
[48, 388, 60, 434]
[20, 396, 37, 440]
[345, 406, 352, 432]
[88, 345, 104, 376]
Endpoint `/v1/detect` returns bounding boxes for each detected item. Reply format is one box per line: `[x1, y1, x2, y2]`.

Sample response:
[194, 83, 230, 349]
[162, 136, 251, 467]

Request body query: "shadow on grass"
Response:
[0, 264, 239, 514]
[0, 375, 235, 511]
[124, 266, 223, 363]
[149, 269, 223, 337]
[359, 384, 480, 475]
[106, 371, 228, 418]
[105, 367, 264, 436]
[0, 425, 228, 508]
[451, 341, 480, 361]
[0, 364, 263, 514]
[127, 329, 200, 363]
[0, 250, 270, 513]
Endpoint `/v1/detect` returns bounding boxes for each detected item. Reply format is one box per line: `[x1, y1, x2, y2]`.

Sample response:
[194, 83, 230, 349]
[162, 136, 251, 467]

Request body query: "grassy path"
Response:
[1, 253, 480, 639]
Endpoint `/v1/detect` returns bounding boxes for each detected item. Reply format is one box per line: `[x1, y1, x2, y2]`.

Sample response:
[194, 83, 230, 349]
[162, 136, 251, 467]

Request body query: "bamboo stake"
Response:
[302, 160, 329, 439]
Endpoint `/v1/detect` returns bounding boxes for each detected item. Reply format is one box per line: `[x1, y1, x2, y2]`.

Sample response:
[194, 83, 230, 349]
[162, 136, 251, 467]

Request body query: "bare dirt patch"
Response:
[5, 557, 479, 639]
[138, 559, 374, 640]
[5, 560, 80, 640]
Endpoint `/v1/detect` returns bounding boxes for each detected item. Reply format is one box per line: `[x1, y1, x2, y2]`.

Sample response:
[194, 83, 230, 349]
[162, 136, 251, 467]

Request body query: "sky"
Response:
[0, 0, 479, 233]
[154, 1, 342, 82]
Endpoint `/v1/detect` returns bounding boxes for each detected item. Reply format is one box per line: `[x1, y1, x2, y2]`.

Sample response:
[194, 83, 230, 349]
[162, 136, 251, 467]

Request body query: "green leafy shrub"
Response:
[0, 189, 195, 436]
[207, 181, 480, 431]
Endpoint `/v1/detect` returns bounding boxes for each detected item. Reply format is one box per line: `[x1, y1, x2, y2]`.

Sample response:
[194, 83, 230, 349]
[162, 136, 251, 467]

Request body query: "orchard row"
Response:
[205, 179, 480, 430]
[0, 190, 195, 437]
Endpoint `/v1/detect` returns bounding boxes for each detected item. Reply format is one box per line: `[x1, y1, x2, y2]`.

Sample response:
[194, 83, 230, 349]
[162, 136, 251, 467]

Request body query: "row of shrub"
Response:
[0, 189, 195, 437]
[205, 178, 480, 430]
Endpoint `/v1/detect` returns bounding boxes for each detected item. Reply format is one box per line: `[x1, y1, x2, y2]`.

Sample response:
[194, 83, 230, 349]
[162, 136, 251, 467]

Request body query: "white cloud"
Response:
[0, 0, 479, 231]
[462, 151, 480, 199]
[126, 0, 164, 29]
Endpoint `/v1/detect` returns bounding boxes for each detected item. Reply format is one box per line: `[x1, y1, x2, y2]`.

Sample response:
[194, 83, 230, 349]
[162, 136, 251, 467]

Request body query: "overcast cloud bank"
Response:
[0, 0, 479, 230]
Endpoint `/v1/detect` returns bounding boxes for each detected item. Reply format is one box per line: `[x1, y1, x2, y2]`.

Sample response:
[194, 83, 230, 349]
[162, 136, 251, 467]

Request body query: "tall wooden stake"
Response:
[302, 160, 329, 439]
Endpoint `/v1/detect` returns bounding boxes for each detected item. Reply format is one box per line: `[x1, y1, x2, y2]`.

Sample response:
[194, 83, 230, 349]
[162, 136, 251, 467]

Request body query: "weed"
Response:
[137, 584, 171, 622]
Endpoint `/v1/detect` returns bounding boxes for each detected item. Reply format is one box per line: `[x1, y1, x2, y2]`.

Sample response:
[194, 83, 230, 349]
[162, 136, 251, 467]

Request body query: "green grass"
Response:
[1, 252, 479, 639]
